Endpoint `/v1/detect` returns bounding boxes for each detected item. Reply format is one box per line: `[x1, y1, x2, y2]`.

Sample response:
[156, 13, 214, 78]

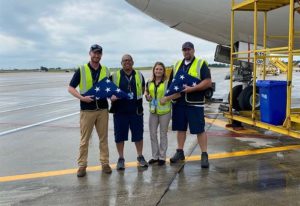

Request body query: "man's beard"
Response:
[185, 56, 192, 60]
[91, 57, 100, 63]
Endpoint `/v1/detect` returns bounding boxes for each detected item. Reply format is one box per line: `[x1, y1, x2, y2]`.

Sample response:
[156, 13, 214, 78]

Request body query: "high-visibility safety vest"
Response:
[148, 81, 171, 115]
[79, 64, 109, 94]
[112, 70, 143, 100]
[173, 57, 207, 80]
[173, 58, 208, 104]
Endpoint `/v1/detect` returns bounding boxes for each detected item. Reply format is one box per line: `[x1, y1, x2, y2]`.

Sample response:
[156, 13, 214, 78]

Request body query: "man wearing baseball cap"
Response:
[169, 41, 212, 168]
[68, 44, 112, 177]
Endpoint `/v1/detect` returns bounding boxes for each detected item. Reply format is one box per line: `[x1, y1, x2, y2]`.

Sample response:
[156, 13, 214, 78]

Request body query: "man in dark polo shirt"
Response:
[68, 44, 112, 177]
[110, 54, 148, 170]
[169, 42, 212, 168]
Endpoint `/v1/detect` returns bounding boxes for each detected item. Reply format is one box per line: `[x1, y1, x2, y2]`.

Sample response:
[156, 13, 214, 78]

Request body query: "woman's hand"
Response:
[145, 94, 152, 102]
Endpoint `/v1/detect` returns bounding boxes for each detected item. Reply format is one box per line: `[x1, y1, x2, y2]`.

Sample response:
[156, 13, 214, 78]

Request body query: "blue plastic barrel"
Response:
[256, 80, 287, 125]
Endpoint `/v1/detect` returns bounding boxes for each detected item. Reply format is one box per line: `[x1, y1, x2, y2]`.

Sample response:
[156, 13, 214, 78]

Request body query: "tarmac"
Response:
[1, 69, 300, 206]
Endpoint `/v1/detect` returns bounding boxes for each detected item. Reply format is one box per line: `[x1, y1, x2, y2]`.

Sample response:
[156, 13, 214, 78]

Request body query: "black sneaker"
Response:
[158, 160, 166, 166]
[170, 149, 185, 163]
[117, 157, 125, 170]
[137, 155, 149, 167]
[148, 159, 159, 165]
[201, 152, 209, 168]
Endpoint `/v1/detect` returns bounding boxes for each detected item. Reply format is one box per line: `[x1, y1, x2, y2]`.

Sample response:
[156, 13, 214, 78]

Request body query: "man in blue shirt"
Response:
[169, 42, 212, 168]
[110, 54, 148, 170]
[68, 44, 112, 177]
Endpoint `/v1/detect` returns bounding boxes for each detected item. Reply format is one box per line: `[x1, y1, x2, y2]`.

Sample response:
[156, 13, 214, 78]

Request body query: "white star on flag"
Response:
[95, 87, 100, 92]
[84, 77, 130, 100]
[172, 79, 176, 82]
[166, 89, 170, 94]
[165, 70, 201, 97]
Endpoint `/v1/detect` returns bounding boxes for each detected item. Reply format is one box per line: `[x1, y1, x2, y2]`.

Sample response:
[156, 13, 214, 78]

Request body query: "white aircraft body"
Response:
[125, 0, 300, 110]
[125, 0, 300, 49]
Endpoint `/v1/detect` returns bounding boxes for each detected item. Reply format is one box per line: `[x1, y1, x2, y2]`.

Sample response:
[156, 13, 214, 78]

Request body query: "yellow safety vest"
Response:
[173, 58, 208, 104]
[148, 81, 171, 115]
[112, 70, 143, 100]
[79, 64, 109, 94]
[173, 57, 207, 80]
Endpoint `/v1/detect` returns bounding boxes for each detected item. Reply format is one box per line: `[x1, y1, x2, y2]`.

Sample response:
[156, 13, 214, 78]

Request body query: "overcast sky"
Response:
[0, 0, 216, 69]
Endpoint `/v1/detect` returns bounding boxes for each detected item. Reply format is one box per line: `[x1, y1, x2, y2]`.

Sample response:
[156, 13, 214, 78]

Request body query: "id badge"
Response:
[128, 92, 134, 100]
[150, 99, 158, 106]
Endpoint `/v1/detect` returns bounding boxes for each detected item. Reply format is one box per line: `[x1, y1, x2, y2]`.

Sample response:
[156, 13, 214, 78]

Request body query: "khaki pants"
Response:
[78, 109, 109, 167]
[149, 112, 171, 160]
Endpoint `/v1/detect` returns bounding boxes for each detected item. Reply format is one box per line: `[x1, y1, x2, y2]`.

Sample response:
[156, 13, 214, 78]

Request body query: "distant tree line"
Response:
[208, 63, 229, 67]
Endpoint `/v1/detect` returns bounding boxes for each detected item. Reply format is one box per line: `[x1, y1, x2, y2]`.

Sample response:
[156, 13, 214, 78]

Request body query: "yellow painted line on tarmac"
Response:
[1, 145, 300, 183]
[205, 117, 259, 134]
[186, 144, 300, 161]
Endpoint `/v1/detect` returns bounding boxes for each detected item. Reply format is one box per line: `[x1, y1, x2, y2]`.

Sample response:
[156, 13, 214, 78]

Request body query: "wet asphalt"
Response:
[1, 69, 300, 206]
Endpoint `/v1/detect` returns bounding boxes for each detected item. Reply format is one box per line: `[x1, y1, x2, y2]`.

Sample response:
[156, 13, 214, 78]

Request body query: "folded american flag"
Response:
[84, 77, 131, 100]
[165, 69, 200, 96]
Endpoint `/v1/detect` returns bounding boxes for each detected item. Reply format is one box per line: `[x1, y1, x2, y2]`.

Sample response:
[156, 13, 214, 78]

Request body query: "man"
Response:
[68, 44, 112, 177]
[169, 42, 212, 168]
[110, 54, 148, 170]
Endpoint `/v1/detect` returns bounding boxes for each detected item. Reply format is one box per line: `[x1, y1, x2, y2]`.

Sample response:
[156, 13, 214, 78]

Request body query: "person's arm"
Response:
[144, 81, 152, 102]
[68, 86, 94, 103]
[182, 63, 212, 93]
[109, 74, 118, 102]
[68, 69, 94, 103]
[160, 93, 181, 105]
[141, 74, 145, 94]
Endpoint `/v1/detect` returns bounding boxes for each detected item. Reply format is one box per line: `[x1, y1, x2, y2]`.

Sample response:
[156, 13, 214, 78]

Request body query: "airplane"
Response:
[125, 0, 300, 111]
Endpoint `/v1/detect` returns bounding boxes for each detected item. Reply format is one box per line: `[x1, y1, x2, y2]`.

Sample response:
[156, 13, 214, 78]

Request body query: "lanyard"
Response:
[93, 71, 100, 85]
[125, 74, 133, 92]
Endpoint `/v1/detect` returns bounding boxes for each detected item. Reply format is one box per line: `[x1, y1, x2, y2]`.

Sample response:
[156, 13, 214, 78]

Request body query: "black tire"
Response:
[228, 85, 243, 111]
[204, 88, 214, 99]
[238, 86, 260, 111]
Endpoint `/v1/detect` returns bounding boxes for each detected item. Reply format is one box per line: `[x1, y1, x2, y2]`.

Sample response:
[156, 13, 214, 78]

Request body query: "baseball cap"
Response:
[182, 42, 194, 50]
[90, 44, 102, 53]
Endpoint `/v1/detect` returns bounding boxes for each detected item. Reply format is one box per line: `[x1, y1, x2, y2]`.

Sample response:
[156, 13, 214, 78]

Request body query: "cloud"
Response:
[0, 0, 216, 69]
[0, 34, 36, 54]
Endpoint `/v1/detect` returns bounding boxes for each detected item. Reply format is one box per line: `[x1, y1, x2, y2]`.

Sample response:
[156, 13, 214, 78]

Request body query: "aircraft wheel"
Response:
[204, 88, 214, 99]
[238, 86, 260, 110]
[228, 85, 243, 111]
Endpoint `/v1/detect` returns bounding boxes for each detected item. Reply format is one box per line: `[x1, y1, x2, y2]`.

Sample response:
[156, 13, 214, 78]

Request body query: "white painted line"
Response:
[0, 112, 79, 137]
[0, 99, 75, 114]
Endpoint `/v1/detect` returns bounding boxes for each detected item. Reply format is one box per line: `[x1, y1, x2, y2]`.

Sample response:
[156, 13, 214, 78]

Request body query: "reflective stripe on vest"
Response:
[112, 70, 143, 100]
[79, 64, 109, 94]
[148, 81, 171, 115]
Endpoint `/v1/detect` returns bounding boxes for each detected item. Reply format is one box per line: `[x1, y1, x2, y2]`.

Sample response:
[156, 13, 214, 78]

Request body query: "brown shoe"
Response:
[102, 164, 112, 174]
[77, 167, 86, 177]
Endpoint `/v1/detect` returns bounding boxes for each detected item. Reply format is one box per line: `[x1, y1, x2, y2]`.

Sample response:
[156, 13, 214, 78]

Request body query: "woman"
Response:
[145, 62, 179, 165]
